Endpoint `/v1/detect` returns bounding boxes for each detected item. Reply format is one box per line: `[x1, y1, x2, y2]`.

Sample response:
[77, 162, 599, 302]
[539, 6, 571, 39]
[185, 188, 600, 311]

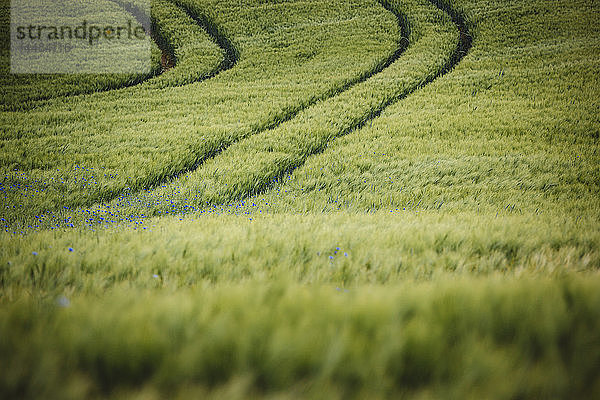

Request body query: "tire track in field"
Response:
[220, 0, 473, 203]
[6, 0, 467, 230]
[2, 0, 408, 230]
[76, 0, 470, 223]
[170, 0, 238, 72]
[100, 0, 238, 86]
[56, 0, 411, 213]
[105, 0, 411, 193]
[145, 0, 239, 87]
[108, 0, 176, 72]
[162, 0, 473, 208]
[252, 0, 473, 196]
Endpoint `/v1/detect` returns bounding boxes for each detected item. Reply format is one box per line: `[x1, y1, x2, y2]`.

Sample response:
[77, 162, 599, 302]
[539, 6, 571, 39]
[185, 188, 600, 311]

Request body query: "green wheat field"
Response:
[1, 0, 599, 398]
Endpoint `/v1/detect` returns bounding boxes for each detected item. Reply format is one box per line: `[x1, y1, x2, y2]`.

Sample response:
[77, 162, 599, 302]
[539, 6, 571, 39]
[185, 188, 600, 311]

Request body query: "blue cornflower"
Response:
[56, 295, 70, 308]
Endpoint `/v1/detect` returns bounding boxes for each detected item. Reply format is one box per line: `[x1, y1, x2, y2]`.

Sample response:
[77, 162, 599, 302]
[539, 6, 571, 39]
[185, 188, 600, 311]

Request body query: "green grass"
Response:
[1, 212, 598, 293]
[1, 0, 599, 398]
[2, 279, 600, 399]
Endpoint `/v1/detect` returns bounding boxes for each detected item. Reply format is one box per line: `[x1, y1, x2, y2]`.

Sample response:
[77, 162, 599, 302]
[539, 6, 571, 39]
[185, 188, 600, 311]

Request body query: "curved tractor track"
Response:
[77, 0, 473, 226]
[248, 0, 472, 201]
[4, 0, 472, 229]
[112, 0, 239, 77]
[108, 0, 473, 216]
[158, 0, 410, 185]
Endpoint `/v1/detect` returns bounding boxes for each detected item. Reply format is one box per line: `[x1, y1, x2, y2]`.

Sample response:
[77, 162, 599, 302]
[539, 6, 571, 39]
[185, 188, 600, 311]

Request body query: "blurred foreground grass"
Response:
[1, 210, 599, 398]
[2, 278, 599, 399]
